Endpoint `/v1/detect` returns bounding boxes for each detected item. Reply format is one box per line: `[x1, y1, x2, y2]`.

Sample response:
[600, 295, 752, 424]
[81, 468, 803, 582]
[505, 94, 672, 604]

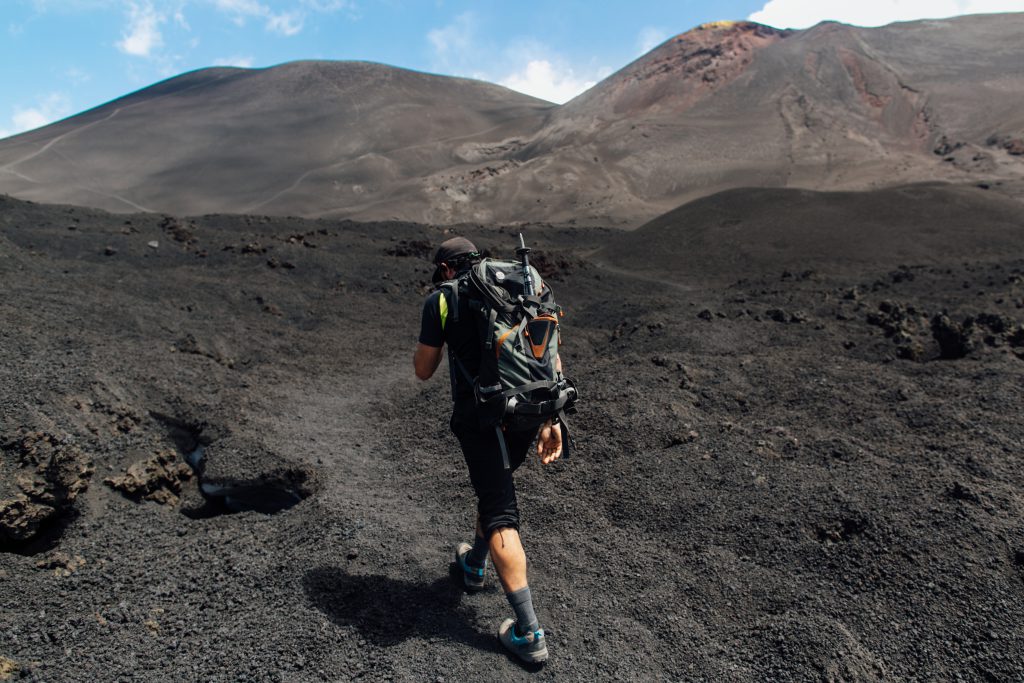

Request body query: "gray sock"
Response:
[467, 533, 489, 568]
[506, 586, 540, 635]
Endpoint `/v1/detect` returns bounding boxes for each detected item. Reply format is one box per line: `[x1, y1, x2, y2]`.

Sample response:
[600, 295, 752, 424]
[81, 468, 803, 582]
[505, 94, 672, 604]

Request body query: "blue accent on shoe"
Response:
[458, 552, 485, 577]
[509, 628, 544, 647]
[458, 548, 485, 573]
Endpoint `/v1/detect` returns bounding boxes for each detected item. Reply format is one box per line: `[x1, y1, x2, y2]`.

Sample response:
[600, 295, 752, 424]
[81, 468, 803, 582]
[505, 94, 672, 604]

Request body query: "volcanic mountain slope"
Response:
[601, 183, 1024, 282]
[497, 13, 1024, 224]
[0, 14, 1023, 225]
[0, 61, 553, 221]
[2, 185, 1024, 680]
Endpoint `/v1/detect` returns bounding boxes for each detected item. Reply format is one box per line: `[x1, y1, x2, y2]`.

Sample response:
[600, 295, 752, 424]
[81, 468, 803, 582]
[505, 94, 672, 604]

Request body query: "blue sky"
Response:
[2, 0, 1022, 139]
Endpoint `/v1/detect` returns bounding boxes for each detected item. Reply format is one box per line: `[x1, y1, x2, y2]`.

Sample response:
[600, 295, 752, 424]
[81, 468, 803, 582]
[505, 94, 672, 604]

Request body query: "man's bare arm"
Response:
[414, 343, 444, 380]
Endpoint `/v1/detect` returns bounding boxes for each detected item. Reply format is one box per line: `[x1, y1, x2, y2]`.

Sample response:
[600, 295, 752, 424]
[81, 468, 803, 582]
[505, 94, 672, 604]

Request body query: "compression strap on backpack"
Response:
[556, 409, 574, 460]
[509, 393, 572, 415]
[499, 380, 559, 399]
[495, 426, 510, 470]
[484, 307, 498, 351]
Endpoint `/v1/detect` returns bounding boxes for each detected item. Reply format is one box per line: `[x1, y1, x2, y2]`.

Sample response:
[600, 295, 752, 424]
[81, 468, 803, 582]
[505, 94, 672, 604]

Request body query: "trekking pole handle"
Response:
[516, 232, 535, 297]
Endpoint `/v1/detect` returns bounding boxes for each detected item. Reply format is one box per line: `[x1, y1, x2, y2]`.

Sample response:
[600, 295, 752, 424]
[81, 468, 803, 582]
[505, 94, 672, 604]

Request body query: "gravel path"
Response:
[1, 192, 1023, 681]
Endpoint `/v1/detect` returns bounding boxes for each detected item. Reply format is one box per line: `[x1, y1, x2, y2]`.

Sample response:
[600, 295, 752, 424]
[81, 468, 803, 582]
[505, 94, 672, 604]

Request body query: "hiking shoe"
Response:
[498, 618, 548, 664]
[454, 542, 487, 591]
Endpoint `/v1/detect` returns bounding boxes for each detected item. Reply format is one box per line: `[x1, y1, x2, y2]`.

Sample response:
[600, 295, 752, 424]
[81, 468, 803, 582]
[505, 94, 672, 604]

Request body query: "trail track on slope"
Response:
[1, 193, 1023, 681]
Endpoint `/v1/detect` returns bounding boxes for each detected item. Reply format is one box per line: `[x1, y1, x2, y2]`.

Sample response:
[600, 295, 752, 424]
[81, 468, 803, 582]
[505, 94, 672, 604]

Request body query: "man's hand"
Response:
[537, 420, 563, 464]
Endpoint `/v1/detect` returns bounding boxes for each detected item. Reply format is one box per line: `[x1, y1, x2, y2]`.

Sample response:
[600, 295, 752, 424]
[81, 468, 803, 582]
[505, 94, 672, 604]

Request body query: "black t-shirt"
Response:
[419, 282, 482, 402]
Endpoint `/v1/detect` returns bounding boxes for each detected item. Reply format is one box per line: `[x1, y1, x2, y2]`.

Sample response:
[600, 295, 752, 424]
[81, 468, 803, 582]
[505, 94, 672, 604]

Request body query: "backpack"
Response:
[439, 256, 579, 469]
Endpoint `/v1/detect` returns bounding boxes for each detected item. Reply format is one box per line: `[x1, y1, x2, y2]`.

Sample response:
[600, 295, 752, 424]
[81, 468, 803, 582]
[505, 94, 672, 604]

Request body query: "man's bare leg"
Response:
[489, 527, 528, 593]
[490, 525, 543, 655]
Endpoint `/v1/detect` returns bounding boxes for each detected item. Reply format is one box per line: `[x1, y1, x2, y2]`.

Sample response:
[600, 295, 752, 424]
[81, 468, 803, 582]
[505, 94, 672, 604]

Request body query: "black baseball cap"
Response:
[431, 237, 479, 283]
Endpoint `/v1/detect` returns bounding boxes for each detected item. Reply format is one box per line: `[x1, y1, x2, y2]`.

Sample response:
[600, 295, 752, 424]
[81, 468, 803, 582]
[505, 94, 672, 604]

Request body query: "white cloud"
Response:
[209, 0, 345, 36]
[3, 93, 73, 137]
[637, 27, 669, 55]
[117, 1, 164, 57]
[174, 6, 190, 30]
[210, 0, 268, 29]
[211, 0, 266, 19]
[499, 60, 597, 104]
[29, 0, 349, 46]
[266, 10, 304, 35]
[30, 0, 118, 10]
[301, 0, 350, 10]
[749, 0, 1024, 29]
[427, 12, 476, 64]
[213, 54, 255, 67]
[65, 66, 92, 85]
[426, 17, 603, 104]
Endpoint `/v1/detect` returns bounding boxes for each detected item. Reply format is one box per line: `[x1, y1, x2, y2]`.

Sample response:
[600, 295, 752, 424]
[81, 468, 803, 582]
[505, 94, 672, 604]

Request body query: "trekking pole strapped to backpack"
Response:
[517, 233, 536, 297]
[439, 236, 579, 469]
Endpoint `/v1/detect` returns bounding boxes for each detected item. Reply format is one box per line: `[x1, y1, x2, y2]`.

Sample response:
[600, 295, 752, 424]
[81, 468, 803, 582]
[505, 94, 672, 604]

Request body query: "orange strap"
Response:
[495, 323, 519, 358]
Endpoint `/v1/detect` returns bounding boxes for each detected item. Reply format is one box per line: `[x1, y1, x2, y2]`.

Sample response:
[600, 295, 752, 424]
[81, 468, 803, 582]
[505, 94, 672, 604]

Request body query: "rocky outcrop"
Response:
[986, 133, 1024, 156]
[863, 300, 1024, 362]
[0, 656, 19, 680]
[104, 450, 193, 505]
[866, 301, 930, 360]
[0, 431, 94, 548]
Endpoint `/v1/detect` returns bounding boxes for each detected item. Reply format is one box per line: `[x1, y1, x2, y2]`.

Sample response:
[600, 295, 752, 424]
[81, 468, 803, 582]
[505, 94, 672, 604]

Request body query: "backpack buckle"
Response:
[474, 381, 509, 427]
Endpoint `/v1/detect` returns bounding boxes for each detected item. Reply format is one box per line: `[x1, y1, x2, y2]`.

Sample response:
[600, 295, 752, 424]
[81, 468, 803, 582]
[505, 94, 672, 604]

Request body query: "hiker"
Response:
[413, 236, 576, 664]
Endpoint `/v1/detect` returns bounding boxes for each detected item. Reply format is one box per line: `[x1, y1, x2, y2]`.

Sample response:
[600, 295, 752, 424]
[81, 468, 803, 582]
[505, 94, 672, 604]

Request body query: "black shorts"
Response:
[450, 404, 537, 537]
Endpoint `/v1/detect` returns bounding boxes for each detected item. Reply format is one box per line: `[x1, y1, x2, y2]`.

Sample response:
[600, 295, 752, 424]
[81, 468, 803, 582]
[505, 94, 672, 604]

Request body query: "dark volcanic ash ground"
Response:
[1, 187, 1023, 682]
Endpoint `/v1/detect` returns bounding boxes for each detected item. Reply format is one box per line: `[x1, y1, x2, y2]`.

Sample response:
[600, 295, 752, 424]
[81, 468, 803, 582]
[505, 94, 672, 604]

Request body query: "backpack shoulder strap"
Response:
[438, 273, 471, 324]
[444, 348, 473, 384]
[437, 274, 479, 385]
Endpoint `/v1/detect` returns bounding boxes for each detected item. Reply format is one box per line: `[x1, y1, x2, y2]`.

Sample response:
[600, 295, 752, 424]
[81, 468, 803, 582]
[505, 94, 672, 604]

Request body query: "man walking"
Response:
[413, 236, 563, 664]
